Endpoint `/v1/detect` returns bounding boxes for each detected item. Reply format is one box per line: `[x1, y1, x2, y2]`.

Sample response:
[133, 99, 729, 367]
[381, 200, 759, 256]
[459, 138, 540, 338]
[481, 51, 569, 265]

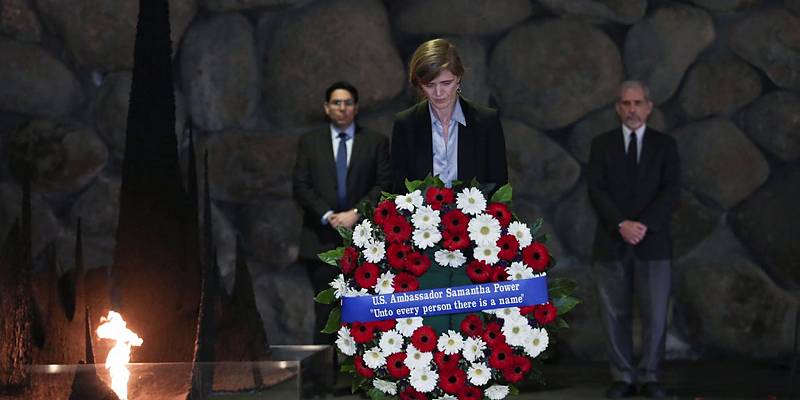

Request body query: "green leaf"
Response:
[351, 376, 367, 394]
[314, 288, 336, 304]
[380, 191, 397, 200]
[321, 307, 341, 333]
[318, 247, 345, 266]
[357, 199, 375, 220]
[340, 361, 355, 373]
[529, 217, 543, 237]
[553, 295, 580, 316]
[405, 178, 424, 192]
[368, 388, 387, 400]
[490, 183, 513, 204]
[337, 226, 353, 246]
[548, 278, 577, 298]
[551, 317, 570, 330]
[509, 385, 520, 396]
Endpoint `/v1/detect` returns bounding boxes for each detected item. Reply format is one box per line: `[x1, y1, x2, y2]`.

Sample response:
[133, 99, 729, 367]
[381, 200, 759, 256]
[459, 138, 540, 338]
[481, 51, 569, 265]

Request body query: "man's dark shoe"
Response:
[640, 382, 668, 398]
[605, 381, 636, 398]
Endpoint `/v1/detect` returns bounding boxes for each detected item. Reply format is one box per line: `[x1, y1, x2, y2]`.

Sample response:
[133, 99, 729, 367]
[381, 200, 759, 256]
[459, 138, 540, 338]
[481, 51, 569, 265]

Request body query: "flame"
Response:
[96, 311, 143, 400]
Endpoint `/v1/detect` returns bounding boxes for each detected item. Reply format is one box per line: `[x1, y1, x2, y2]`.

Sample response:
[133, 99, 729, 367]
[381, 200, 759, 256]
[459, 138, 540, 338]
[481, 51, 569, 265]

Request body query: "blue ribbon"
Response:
[341, 276, 549, 323]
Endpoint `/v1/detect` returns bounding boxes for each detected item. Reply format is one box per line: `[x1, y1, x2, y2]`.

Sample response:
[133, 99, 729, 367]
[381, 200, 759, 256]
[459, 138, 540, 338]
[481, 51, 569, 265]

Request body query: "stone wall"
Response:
[0, 0, 798, 360]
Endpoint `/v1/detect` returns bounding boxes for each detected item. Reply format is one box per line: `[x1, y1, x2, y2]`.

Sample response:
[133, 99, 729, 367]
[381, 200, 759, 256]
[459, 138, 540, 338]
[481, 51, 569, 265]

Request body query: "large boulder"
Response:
[789, 0, 800, 15]
[503, 118, 580, 205]
[243, 200, 302, 268]
[6, 119, 108, 194]
[553, 183, 597, 261]
[201, 0, 298, 12]
[180, 13, 258, 132]
[262, 0, 404, 127]
[671, 118, 769, 209]
[391, 0, 532, 35]
[674, 225, 799, 358]
[671, 190, 720, 261]
[676, 55, 762, 120]
[490, 19, 622, 130]
[200, 131, 297, 202]
[445, 36, 490, 106]
[0, 38, 83, 117]
[624, 4, 715, 104]
[567, 106, 667, 164]
[0, 0, 42, 42]
[252, 261, 314, 344]
[731, 9, 800, 90]
[737, 91, 800, 162]
[687, 0, 760, 12]
[0, 182, 61, 261]
[35, 0, 197, 71]
[730, 168, 800, 288]
[94, 71, 187, 158]
[539, 0, 647, 24]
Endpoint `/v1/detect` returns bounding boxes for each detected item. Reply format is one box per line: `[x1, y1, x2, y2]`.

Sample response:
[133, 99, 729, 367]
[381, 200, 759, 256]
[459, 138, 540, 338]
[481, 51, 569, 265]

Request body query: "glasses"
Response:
[328, 99, 355, 108]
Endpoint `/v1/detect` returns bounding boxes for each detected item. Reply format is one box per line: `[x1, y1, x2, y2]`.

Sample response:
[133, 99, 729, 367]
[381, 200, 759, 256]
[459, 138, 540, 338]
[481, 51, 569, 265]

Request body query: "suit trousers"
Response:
[592, 248, 671, 384]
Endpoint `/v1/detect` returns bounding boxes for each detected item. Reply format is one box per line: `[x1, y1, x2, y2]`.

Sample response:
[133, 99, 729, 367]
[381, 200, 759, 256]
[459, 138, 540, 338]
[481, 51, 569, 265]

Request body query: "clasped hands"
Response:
[619, 220, 647, 245]
[328, 209, 359, 230]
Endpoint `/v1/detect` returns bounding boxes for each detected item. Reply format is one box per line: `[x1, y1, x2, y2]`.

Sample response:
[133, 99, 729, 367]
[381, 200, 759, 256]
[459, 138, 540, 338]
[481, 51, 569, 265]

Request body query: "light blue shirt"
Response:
[430, 100, 466, 188]
[322, 123, 356, 224]
[622, 124, 646, 162]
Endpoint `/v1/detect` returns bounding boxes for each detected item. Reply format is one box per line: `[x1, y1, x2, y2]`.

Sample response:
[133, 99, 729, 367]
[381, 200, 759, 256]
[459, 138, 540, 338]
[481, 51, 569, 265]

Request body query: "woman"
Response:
[391, 38, 508, 193]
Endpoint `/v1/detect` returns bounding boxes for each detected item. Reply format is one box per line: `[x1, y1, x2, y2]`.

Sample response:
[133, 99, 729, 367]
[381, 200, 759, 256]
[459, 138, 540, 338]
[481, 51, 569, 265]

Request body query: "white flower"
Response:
[508, 221, 532, 248]
[435, 396, 458, 400]
[456, 187, 487, 215]
[363, 240, 385, 263]
[352, 219, 374, 248]
[411, 205, 440, 229]
[373, 378, 397, 395]
[335, 326, 356, 356]
[409, 366, 438, 393]
[396, 189, 423, 211]
[494, 307, 522, 320]
[404, 344, 433, 370]
[396, 317, 424, 337]
[412, 227, 442, 249]
[434, 249, 466, 268]
[436, 330, 463, 355]
[468, 213, 501, 247]
[474, 243, 501, 264]
[329, 274, 348, 299]
[467, 362, 491, 386]
[485, 385, 510, 400]
[379, 330, 404, 356]
[502, 318, 533, 347]
[344, 287, 369, 297]
[506, 261, 534, 281]
[523, 327, 549, 358]
[375, 271, 395, 294]
[462, 336, 487, 362]
[363, 346, 386, 369]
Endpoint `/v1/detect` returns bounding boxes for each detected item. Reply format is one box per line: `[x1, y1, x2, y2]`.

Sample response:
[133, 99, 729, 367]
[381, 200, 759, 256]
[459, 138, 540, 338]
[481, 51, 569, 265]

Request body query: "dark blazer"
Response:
[390, 97, 508, 193]
[293, 125, 392, 260]
[587, 127, 680, 261]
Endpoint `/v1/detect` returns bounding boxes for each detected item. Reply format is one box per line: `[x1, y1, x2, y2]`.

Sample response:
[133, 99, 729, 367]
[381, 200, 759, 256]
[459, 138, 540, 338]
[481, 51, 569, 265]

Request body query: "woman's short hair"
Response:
[408, 38, 465, 90]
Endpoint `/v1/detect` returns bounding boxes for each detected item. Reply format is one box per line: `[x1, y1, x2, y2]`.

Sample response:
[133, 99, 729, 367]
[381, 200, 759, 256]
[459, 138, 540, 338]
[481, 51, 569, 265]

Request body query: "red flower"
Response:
[533, 302, 557, 325]
[488, 343, 514, 370]
[519, 305, 536, 316]
[374, 200, 397, 227]
[491, 265, 510, 282]
[443, 228, 470, 251]
[410, 325, 438, 352]
[354, 262, 379, 288]
[434, 351, 462, 371]
[350, 322, 375, 344]
[387, 243, 412, 270]
[400, 386, 427, 400]
[383, 214, 413, 243]
[386, 352, 410, 379]
[439, 367, 467, 394]
[405, 252, 431, 276]
[482, 321, 507, 348]
[486, 202, 512, 228]
[442, 209, 469, 232]
[496, 234, 519, 262]
[339, 246, 359, 274]
[466, 260, 492, 283]
[354, 355, 374, 378]
[501, 355, 532, 383]
[522, 242, 550, 272]
[369, 319, 397, 332]
[460, 314, 484, 337]
[458, 385, 482, 400]
[393, 272, 419, 292]
[425, 186, 455, 210]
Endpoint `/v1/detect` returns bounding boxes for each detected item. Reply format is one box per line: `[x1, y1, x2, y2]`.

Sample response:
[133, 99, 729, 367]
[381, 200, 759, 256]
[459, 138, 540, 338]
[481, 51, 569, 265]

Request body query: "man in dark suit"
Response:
[293, 81, 392, 345]
[587, 80, 680, 399]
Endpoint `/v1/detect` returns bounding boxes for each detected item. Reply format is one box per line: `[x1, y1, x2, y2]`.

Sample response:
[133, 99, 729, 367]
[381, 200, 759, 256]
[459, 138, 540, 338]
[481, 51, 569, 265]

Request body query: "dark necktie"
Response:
[336, 132, 348, 210]
[627, 131, 638, 182]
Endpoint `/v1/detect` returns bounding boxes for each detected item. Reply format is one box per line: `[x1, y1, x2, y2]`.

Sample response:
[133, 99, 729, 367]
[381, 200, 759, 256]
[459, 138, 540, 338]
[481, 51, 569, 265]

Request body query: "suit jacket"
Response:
[293, 125, 392, 260]
[390, 97, 508, 193]
[587, 127, 680, 261]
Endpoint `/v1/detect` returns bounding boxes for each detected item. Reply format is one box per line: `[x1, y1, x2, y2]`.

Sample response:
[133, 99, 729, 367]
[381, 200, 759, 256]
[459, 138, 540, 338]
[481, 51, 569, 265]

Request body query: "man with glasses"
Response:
[293, 81, 392, 346]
